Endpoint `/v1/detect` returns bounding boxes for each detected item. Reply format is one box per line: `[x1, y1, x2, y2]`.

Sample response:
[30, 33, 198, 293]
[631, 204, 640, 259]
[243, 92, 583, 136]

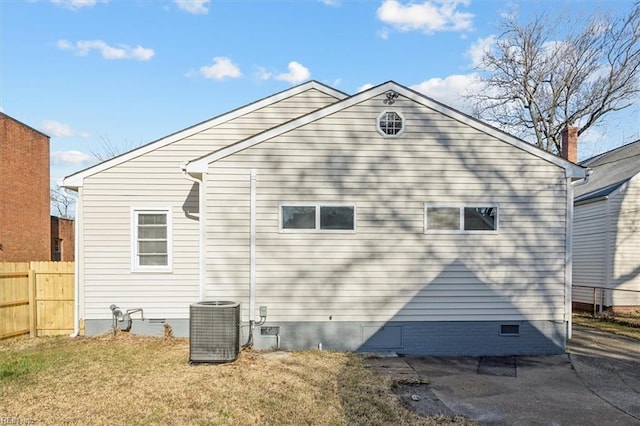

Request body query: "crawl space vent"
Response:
[500, 324, 520, 336]
[189, 301, 240, 363]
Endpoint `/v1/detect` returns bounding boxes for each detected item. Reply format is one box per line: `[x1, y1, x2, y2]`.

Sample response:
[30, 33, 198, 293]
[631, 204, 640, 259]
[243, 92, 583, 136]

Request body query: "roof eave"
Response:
[566, 163, 588, 179]
[60, 174, 82, 190]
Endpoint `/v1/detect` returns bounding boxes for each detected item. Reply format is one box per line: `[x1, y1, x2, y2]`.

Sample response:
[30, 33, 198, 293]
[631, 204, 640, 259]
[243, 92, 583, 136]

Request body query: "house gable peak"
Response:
[62, 80, 347, 189]
[186, 81, 586, 179]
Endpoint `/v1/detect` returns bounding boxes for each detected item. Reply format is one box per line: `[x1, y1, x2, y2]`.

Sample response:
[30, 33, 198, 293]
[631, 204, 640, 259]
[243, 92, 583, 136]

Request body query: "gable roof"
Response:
[61, 81, 347, 189]
[575, 139, 640, 204]
[185, 81, 586, 179]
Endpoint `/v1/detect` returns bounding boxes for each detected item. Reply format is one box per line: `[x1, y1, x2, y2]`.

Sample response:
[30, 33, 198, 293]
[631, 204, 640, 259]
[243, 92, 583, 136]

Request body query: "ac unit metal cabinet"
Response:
[189, 301, 240, 363]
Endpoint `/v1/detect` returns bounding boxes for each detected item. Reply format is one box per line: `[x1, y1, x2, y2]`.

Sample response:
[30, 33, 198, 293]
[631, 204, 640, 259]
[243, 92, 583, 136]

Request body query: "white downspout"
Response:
[241, 169, 257, 348]
[181, 163, 206, 301]
[566, 168, 591, 340]
[250, 169, 257, 323]
[69, 187, 81, 337]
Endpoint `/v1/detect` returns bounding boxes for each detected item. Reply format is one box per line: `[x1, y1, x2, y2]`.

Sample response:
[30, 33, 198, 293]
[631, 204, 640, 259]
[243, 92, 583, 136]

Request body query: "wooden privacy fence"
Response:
[0, 261, 74, 339]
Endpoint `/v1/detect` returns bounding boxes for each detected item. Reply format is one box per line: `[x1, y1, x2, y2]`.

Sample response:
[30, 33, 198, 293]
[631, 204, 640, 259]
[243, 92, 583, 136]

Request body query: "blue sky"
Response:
[1, 0, 638, 186]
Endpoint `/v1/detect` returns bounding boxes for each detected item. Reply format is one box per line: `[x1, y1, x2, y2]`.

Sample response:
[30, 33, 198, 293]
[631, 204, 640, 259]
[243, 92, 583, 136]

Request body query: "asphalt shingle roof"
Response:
[575, 140, 640, 204]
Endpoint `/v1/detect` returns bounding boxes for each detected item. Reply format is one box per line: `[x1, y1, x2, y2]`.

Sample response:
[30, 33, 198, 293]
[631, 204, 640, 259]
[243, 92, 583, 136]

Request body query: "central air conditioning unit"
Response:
[189, 301, 240, 363]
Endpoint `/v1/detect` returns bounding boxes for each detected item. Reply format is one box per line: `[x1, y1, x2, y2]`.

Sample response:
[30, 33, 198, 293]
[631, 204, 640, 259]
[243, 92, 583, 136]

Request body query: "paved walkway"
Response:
[365, 326, 640, 425]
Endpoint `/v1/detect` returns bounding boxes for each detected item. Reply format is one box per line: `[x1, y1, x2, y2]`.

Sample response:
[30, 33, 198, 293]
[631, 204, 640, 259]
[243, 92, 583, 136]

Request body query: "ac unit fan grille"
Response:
[189, 301, 240, 363]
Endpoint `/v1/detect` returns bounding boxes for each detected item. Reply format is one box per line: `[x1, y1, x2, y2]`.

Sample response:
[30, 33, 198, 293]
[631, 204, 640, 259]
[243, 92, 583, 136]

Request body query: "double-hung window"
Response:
[425, 205, 498, 233]
[132, 209, 172, 271]
[280, 204, 355, 232]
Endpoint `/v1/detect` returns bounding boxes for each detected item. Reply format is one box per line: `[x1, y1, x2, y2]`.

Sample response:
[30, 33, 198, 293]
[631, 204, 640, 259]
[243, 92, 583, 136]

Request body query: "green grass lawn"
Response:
[0, 333, 468, 425]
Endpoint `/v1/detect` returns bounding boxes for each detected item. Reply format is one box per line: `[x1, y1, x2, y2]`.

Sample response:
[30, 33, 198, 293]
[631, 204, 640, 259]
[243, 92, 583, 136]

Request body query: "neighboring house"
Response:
[62, 81, 586, 356]
[573, 140, 640, 312]
[51, 216, 74, 261]
[0, 112, 51, 261]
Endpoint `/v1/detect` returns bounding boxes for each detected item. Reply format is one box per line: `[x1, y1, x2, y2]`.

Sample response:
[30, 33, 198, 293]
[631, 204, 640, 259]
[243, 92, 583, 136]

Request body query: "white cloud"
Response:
[411, 73, 481, 112]
[57, 39, 154, 61]
[274, 62, 311, 84]
[174, 0, 210, 14]
[51, 150, 94, 165]
[255, 67, 273, 81]
[57, 40, 72, 50]
[357, 83, 374, 92]
[376, 0, 473, 35]
[51, 0, 107, 10]
[41, 120, 76, 137]
[199, 57, 242, 80]
[377, 27, 390, 40]
[320, 0, 341, 6]
[467, 35, 495, 68]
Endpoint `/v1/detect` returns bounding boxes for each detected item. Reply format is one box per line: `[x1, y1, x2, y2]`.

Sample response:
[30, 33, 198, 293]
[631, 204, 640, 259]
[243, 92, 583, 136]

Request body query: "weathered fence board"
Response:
[0, 261, 74, 339]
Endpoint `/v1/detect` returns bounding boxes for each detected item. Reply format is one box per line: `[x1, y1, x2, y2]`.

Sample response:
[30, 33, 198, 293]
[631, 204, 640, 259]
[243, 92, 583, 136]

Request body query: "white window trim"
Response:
[424, 203, 499, 234]
[131, 207, 173, 273]
[279, 203, 356, 233]
[376, 110, 405, 137]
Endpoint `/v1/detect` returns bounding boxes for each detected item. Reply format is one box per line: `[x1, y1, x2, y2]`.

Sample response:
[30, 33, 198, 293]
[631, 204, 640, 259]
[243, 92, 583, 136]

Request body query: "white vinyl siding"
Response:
[572, 200, 609, 305]
[573, 176, 640, 307]
[205, 93, 568, 323]
[77, 88, 341, 319]
[610, 177, 640, 305]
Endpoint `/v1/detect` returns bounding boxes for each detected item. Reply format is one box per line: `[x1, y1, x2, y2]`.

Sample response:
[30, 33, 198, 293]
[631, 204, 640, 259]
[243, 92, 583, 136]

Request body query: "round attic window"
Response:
[378, 111, 403, 136]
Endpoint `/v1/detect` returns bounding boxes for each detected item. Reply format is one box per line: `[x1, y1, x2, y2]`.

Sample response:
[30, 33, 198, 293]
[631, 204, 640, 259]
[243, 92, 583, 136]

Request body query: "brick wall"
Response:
[0, 113, 51, 261]
[51, 216, 75, 261]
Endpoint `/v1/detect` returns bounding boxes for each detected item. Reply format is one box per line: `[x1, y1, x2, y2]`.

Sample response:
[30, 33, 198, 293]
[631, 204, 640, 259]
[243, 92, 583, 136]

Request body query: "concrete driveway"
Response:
[367, 326, 640, 425]
[569, 326, 640, 423]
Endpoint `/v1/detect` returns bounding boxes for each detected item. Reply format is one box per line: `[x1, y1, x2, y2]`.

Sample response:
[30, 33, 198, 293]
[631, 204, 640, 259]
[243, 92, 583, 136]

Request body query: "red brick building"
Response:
[0, 112, 51, 261]
[51, 216, 74, 261]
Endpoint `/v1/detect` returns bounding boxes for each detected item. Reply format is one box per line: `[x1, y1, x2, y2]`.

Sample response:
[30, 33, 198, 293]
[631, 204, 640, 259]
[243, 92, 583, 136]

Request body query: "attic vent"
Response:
[500, 324, 520, 336]
[378, 111, 403, 136]
[189, 301, 240, 363]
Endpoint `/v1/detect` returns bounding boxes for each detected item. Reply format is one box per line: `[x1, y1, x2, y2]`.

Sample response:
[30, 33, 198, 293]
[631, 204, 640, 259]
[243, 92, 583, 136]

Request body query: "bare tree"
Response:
[51, 185, 76, 218]
[470, 5, 640, 154]
[91, 135, 144, 162]
[54, 136, 142, 217]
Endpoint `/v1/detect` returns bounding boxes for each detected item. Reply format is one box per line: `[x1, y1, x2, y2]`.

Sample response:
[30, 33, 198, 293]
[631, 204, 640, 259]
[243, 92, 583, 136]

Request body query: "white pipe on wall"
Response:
[69, 187, 81, 337]
[181, 163, 206, 301]
[250, 169, 257, 322]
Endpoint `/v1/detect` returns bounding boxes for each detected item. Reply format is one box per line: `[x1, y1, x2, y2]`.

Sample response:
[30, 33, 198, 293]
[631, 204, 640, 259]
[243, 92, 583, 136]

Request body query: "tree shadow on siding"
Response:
[607, 185, 640, 306]
[264, 109, 567, 341]
[359, 259, 566, 356]
[220, 92, 570, 357]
